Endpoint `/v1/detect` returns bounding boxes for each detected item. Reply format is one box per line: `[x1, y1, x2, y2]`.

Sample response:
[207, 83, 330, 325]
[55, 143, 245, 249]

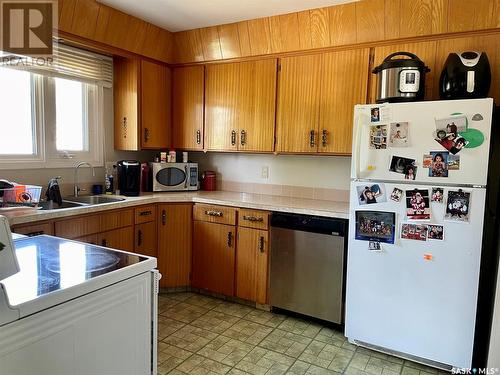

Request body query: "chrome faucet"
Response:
[74, 162, 96, 197]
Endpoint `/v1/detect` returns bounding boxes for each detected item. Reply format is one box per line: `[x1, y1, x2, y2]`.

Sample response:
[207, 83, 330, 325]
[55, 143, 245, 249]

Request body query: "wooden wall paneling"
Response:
[248, 18, 273, 55]
[174, 29, 204, 63]
[173, 66, 205, 150]
[276, 13, 301, 52]
[447, 0, 496, 33]
[124, 17, 148, 54]
[173, 31, 191, 63]
[218, 23, 242, 59]
[200, 26, 223, 61]
[369, 41, 438, 102]
[187, 29, 205, 62]
[356, 0, 385, 43]
[297, 10, 313, 50]
[384, 0, 401, 39]
[102, 9, 130, 48]
[309, 8, 330, 48]
[205, 63, 241, 150]
[70, 0, 99, 39]
[399, 0, 433, 37]
[434, 34, 500, 102]
[276, 54, 322, 153]
[156, 29, 174, 63]
[58, 0, 76, 33]
[328, 2, 357, 46]
[431, 0, 449, 35]
[319, 48, 370, 154]
[238, 59, 277, 152]
[269, 16, 284, 53]
[494, 0, 500, 28]
[93, 4, 111, 43]
[237, 21, 252, 57]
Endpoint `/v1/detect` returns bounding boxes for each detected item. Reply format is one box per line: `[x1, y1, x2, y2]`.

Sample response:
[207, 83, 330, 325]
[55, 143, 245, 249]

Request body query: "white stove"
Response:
[0, 228, 159, 375]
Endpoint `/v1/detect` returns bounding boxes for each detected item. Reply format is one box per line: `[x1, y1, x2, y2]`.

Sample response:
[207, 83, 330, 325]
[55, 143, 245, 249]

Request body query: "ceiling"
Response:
[98, 0, 358, 32]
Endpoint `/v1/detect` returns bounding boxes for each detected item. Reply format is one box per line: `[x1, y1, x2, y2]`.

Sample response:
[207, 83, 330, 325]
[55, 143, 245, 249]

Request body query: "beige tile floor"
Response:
[157, 292, 448, 375]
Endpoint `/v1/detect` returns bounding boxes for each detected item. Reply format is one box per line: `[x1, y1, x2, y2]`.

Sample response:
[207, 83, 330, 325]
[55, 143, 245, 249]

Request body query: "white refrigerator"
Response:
[345, 98, 495, 369]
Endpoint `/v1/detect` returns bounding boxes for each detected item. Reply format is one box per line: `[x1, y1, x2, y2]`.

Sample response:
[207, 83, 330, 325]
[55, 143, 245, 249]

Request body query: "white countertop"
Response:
[2, 191, 349, 226]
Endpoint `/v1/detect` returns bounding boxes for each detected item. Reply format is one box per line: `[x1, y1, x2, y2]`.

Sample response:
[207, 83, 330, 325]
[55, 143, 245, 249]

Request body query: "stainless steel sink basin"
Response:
[65, 195, 126, 205]
[38, 200, 88, 210]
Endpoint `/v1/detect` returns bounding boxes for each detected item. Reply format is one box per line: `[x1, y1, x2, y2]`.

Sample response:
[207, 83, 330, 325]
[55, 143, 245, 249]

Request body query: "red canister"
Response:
[201, 171, 217, 191]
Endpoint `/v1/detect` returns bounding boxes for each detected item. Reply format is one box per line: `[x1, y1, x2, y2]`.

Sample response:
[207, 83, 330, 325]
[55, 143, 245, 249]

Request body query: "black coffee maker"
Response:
[117, 160, 141, 196]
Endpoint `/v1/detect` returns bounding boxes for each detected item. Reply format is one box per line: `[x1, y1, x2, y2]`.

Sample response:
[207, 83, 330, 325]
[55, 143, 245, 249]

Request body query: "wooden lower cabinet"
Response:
[157, 204, 192, 288]
[236, 227, 269, 304]
[97, 227, 134, 252]
[135, 221, 157, 257]
[74, 234, 98, 245]
[192, 220, 236, 296]
[13, 222, 54, 237]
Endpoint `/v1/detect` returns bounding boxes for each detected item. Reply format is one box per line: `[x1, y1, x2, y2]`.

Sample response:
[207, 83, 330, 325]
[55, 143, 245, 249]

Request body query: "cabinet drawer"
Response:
[13, 222, 54, 237]
[238, 209, 269, 230]
[135, 205, 156, 224]
[193, 204, 236, 225]
[100, 209, 134, 232]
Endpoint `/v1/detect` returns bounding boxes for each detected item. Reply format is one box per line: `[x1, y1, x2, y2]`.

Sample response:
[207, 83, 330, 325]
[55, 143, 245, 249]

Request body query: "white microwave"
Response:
[150, 162, 199, 191]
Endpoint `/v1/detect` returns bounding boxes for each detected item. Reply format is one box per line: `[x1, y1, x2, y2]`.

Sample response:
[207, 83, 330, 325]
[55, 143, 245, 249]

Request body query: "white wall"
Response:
[190, 152, 352, 190]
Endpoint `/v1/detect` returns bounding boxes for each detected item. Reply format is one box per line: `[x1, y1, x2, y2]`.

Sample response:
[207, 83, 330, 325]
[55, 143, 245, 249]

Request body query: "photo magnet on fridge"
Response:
[389, 156, 417, 180]
[431, 188, 444, 203]
[369, 241, 382, 251]
[401, 223, 428, 241]
[429, 151, 449, 177]
[427, 225, 444, 240]
[356, 183, 387, 205]
[434, 116, 469, 155]
[422, 155, 432, 169]
[371, 107, 380, 122]
[445, 190, 471, 222]
[369, 125, 388, 149]
[390, 188, 403, 202]
[405, 189, 431, 220]
[389, 122, 409, 147]
[448, 154, 460, 170]
[355, 211, 396, 244]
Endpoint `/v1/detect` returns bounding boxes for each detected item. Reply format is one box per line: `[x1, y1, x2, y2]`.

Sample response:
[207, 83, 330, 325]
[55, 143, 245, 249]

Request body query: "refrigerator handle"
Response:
[352, 114, 363, 178]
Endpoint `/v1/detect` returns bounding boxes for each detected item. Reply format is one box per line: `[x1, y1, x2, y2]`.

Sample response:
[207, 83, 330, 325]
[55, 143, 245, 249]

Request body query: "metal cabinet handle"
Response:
[144, 128, 150, 142]
[139, 210, 152, 217]
[240, 130, 246, 146]
[162, 209, 167, 225]
[310, 130, 316, 148]
[205, 210, 223, 217]
[137, 229, 142, 247]
[243, 215, 264, 222]
[185, 165, 189, 188]
[101, 239, 107, 247]
[259, 236, 265, 252]
[231, 130, 237, 146]
[196, 129, 201, 145]
[227, 232, 233, 247]
[122, 117, 127, 139]
[322, 130, 328, 147]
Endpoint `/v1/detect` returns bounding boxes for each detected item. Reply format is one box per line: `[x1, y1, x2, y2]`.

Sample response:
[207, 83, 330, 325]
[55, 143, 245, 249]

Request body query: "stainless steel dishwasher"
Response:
[270, 212, 347, 324]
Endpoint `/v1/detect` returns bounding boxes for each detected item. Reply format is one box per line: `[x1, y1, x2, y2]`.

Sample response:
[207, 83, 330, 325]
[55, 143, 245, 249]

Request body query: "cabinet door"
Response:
[318, 48, 370, 154]
[236, 227, 269, 304]
[13, 222, 54, 237]
[157, 204, 192, 288]
[135, 221, 157, 257]
[205, 59, 277, 152]
[141, 60, 171, 149]
[172, 66, 205, 150]
[114, 57, 139, 151]
[192, 221, 235, 296]
[276, 54, 322, 153]
[97, 226, 134, 252]
[238, 59, 277, 152]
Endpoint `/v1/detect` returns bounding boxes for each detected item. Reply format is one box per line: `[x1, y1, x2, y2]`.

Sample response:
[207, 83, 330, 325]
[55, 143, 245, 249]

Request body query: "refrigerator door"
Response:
[351, 98, 493, 186]
[345, 181, 486, 368]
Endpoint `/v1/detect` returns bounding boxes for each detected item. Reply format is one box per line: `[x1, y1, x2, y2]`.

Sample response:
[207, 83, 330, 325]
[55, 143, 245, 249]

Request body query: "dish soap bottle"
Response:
[105, 168, 114, 195]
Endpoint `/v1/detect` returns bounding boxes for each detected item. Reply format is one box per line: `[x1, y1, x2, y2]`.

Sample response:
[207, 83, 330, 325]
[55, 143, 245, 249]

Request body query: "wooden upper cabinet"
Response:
[114, 57, 171, 150]
[205, 59, 277, 152]
[141, 60, 171, 149]
[172, 66, 205, 150]
[318, 48, 370, 154]
[276, 54, 322, 153]
[114, 57, 139, 151]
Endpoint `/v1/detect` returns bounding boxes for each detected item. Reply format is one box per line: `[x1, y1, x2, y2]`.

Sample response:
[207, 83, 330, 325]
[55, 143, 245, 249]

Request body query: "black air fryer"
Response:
[439, 51, 491, 99]
[117, 160, 141, 196]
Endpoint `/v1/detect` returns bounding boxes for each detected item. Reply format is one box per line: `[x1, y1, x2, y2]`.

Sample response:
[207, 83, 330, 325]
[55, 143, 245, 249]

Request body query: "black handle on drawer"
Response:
[139, 210, 152, 217]
[162, 209, 167, 225]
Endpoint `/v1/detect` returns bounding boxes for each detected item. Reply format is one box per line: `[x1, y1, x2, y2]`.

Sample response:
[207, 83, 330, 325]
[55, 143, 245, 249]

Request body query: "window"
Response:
[0, 43, 112, 168]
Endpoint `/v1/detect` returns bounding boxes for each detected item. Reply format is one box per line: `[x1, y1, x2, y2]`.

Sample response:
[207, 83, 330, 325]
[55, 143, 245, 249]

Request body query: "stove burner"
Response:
[45, 250, 120, 274]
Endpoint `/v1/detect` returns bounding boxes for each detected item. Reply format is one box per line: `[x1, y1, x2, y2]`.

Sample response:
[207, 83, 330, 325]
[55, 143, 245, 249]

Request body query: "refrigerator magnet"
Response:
[405, 189, 431, 220]
[388, 122, 409, 147]
[427, 225, 444, 240]
[369, 124, 388, 149]
[445, 190, 471, 223]
[370, 107, 381, 122]
[355, 211, 396, 244]
[400, 222, 427, 241]
[368, 241, 382, 251]
[431, 188, 444, 203]
[429, 151, 449, 177]
[390, 188, 403, 202]
[422, 154, 432, 169]
[356, 183, 387, 205]
[389, 156, 417, 180]
[448, 154, 460, 170]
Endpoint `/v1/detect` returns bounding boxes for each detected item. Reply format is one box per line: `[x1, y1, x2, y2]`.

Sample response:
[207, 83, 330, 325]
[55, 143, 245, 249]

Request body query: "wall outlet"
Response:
[261, 166, 269, 179]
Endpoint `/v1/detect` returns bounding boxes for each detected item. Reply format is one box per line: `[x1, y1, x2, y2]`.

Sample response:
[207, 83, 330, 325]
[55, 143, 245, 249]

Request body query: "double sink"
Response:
[39, 195, 126, 210]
